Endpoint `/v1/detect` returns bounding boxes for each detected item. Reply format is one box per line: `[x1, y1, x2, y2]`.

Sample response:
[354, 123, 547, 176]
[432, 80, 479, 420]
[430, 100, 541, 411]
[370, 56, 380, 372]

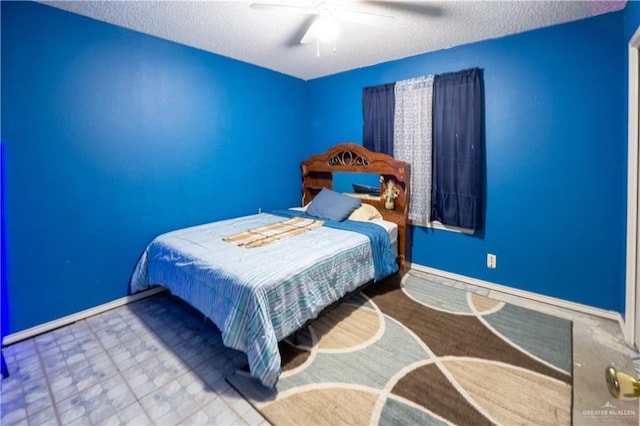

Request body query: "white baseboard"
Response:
[2, 287, 167, 347]
[410, 263, 626, 332]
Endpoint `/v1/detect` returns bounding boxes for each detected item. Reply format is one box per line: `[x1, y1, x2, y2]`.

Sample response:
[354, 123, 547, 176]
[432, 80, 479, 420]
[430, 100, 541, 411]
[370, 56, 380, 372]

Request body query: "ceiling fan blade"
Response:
[335, 9, 394, 26]
[286, 14, 317, 47]
[249, 3, 313, 14]
[362, 1, 443, 18]
[300, 21, 316, 44]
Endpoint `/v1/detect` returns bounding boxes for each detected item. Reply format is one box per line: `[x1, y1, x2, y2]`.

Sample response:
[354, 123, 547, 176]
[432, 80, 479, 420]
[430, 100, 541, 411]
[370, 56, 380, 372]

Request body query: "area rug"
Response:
[227, 271, 573, 425]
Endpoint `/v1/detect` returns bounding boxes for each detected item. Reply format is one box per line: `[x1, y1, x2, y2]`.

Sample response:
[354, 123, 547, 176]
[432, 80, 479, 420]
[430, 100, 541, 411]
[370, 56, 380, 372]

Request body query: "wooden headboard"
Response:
[301, 143, 411, 269]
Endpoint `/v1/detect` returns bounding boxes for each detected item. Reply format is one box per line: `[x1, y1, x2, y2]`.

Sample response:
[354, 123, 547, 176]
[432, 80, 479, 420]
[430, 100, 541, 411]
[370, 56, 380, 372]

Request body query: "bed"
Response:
[129, 143, 410, 388]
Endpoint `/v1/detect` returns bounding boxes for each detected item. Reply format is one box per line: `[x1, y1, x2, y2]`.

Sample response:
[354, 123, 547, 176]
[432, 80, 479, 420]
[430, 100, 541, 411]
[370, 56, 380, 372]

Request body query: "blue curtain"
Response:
[362, 83, 395, 155]
[431, 68, 483, 230]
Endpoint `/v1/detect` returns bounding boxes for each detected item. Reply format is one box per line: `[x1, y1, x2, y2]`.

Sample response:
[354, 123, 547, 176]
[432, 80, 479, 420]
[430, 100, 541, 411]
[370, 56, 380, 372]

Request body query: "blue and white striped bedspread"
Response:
[129, 212, 397, 388]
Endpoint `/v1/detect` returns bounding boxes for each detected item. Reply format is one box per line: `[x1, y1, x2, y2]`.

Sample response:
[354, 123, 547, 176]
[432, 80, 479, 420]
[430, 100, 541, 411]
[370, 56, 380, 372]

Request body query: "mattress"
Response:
[290, 206, 398, 256]
[130, 211, 398, 387]
[372, 218, 398, 257]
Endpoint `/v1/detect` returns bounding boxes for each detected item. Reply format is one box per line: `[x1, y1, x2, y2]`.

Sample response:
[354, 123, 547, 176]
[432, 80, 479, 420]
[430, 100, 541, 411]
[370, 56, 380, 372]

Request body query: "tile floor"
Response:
[1, 270, 639, 425]
[1, 292, 268, 425]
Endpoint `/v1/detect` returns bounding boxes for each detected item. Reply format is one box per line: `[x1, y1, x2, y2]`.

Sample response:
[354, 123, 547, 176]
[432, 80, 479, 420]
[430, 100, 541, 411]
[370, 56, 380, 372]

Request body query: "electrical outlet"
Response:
[487, 253, 497, 269]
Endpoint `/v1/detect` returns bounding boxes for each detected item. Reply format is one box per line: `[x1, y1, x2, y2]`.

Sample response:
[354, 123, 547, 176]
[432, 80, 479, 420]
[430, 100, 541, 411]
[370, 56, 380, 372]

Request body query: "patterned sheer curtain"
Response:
[393, 75, 434, 225]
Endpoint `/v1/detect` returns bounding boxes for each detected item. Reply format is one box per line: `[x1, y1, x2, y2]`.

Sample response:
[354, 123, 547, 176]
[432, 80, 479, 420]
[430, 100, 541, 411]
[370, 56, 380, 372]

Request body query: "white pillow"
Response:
[348, 203, 383, 222]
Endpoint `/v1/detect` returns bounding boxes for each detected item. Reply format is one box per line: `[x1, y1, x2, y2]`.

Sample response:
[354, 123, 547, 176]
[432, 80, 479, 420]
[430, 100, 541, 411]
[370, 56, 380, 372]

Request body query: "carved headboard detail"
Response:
[301, 143, 411, 269]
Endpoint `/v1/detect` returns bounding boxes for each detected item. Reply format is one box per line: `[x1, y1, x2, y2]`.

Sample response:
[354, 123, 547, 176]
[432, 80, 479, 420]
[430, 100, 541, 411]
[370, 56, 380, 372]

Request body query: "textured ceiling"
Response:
[40, 1, 626, 81]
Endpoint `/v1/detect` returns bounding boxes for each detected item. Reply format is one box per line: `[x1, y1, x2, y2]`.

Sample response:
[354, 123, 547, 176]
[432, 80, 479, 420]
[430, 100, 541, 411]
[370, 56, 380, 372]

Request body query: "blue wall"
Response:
[2, 1, 638, 336]
[1, 2, 307, 334]
[307, 11, 629, 312]
[626, 1, 640, 40]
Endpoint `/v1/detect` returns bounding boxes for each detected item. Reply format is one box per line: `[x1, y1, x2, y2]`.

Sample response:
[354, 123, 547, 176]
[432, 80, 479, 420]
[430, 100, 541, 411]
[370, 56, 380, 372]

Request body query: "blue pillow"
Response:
[306, 188, 362, 222]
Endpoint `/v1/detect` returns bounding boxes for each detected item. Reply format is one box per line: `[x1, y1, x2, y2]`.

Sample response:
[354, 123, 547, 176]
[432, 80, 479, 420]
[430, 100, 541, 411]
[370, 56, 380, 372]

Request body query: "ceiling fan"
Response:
[249, 1, 395, 56]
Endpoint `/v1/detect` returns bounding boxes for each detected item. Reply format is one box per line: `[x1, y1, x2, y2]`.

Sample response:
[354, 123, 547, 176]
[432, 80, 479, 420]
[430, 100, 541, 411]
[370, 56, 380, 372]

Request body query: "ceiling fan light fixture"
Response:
[251, 1, 395, 58]
[314, 15, 339, 42]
